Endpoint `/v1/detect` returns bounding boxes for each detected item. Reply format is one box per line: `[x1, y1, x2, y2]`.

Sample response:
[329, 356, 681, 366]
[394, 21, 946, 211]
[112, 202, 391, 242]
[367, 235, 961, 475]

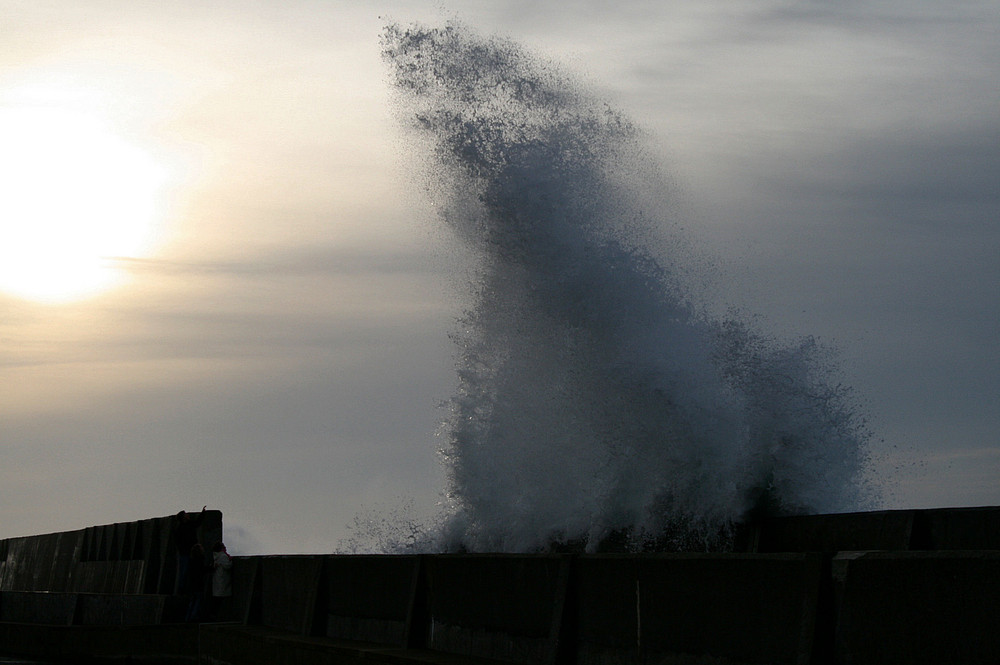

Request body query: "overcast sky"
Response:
[1, 0, 997, 554]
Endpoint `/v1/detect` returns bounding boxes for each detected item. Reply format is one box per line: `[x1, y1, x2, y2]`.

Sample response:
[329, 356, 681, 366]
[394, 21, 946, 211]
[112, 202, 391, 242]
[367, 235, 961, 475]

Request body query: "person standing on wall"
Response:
[173, 505, 206, 594]
[210, 541, 233, 620]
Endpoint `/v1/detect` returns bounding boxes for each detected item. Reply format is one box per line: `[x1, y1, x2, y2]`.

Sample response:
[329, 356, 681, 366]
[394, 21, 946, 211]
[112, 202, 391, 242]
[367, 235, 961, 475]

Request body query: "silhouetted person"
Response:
[185, 543, 208, 622]
[174, 506, 206, 593]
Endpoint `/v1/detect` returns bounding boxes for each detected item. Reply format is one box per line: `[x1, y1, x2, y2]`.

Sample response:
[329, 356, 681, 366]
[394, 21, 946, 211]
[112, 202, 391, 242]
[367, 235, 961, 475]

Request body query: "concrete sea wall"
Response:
[1, 507, 999, 665]
[0, 511, 223, 597]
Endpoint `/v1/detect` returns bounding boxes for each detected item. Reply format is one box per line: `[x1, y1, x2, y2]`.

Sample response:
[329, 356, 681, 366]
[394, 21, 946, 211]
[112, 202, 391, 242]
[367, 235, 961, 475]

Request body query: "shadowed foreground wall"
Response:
[0, 511, 222, 596]
[1, 507, 999, 665]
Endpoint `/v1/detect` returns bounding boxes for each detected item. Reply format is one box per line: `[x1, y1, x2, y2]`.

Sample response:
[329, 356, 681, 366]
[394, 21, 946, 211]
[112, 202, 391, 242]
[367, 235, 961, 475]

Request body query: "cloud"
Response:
[107, 243, 444, 279]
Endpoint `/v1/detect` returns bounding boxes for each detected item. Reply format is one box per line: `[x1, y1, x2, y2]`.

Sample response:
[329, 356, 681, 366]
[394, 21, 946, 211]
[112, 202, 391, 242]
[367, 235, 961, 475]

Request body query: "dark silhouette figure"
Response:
[174, 506, 206, 594]
[184, 543, 208, 622]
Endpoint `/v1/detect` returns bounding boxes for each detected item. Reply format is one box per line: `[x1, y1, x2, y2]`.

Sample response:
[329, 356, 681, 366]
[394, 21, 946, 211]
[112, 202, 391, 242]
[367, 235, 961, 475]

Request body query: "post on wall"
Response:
[404, 555, 429, 649]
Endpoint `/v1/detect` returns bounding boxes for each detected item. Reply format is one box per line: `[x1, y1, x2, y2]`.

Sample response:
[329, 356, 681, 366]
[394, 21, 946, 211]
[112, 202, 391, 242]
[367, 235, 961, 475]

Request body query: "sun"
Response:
[0, 94, 167, 304]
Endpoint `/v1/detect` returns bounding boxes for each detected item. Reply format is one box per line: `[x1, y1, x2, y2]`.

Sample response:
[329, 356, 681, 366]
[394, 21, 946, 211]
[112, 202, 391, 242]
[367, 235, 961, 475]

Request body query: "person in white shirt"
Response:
[209, 541, 233, 619]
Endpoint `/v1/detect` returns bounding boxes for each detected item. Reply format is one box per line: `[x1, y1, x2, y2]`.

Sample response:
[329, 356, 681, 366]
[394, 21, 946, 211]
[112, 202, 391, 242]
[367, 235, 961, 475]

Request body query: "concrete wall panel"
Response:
[424, 555, 568, 663]
[1, 537, 36, 590]
[81, 526, 98, 561]
[109, 561, 127, 593]
[6, 537, 34, 590]
[71, 560, 146, 594]
[69, 561, 106, 593]
[75, 593, 166, 626]
[573, 555, 639, 661]
[917, 507, 1000, 550]
[228, 557, 260, 625]
[0, 591, 78, 625]
[123, 523, 136, 559]
[26, 534, 61, 591]
[200, 624, 275, 665]
[638, 554, 821, 664]
[110, 523, 125, 561]
[321, 554, 418, 645]
[135, 519, 158, 592]
[120, 560, 146, 594]
[153, 516, 176, 594]
[427, 555, 565, 635]
[27, 535, 53, 591]
[834, 551, 1000, 664]
[259, 556, 323, 635]
[98, 525, 114, 560]
[757, 507, 1000, 553]
[574, 554, 822, 665]
[756, 510, 914, 553]
[0, 622, 199, 663]
[49, 530, 85, 592]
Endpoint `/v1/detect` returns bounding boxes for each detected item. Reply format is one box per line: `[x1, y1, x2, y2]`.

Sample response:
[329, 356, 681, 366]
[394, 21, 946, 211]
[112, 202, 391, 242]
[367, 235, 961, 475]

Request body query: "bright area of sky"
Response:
[1, 0, 997, 554]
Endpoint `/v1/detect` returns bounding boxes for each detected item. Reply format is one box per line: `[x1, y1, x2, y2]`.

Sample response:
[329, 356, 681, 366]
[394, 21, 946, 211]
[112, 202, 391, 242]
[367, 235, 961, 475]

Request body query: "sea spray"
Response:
[378, 22, 878, 552]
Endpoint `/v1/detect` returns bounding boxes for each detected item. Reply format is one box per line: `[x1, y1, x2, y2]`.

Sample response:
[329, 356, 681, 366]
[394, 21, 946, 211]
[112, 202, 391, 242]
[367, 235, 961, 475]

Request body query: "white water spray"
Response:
[380, 22, 878, 552]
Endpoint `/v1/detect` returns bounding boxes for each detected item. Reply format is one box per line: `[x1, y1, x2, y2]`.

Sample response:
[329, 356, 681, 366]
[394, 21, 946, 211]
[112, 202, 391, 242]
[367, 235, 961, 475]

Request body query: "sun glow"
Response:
[0, 91, 167, 303]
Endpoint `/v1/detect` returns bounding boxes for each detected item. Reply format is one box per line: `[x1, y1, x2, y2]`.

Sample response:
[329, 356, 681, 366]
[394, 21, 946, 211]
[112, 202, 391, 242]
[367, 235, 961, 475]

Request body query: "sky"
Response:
[0, 0, 997, 554]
